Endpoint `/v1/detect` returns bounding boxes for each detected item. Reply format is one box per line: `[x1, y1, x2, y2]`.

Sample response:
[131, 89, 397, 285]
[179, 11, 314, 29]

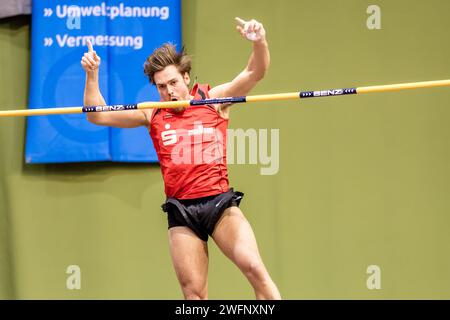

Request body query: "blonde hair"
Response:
[143, 43, 192, 84]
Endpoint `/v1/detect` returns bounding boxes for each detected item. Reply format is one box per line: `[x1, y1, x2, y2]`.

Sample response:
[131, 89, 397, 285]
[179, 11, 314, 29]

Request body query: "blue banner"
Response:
[26, 0, 181, 163]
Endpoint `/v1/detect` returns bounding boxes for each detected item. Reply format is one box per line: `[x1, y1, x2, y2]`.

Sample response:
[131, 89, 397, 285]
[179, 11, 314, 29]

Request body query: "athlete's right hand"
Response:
[81, 40, 101, 74]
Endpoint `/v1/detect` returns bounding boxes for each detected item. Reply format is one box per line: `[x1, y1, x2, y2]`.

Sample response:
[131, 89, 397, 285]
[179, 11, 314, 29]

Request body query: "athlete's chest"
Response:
[152, 106, 224, 148]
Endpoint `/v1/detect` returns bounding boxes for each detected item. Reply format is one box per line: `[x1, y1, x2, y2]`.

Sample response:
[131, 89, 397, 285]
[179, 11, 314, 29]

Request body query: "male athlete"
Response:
[81, 17, 281, 300]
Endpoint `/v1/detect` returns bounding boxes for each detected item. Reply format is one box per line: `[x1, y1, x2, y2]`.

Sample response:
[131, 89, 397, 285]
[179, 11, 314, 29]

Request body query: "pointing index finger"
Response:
[235, 17, 246, 26]
[87, 39, 93, 52]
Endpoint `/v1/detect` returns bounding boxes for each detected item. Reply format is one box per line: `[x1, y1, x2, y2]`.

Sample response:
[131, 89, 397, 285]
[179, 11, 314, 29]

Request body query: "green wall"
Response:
[0, 15, 31, 299]
[1, 0, 450, 299]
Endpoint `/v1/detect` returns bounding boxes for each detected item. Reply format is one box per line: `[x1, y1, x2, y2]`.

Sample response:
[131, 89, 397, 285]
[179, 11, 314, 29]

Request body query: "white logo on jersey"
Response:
[188, 125, 214, 136]
[161, 124, 215, 147]
[161, 124, 177, 146]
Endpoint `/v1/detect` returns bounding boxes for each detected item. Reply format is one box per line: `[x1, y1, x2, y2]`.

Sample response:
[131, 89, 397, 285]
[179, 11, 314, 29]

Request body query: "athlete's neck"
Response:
[172, 95, 193, 113]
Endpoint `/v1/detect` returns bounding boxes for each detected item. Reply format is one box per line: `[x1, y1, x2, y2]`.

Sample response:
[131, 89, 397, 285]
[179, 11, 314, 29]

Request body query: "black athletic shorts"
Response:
[161, 188, 244, 242]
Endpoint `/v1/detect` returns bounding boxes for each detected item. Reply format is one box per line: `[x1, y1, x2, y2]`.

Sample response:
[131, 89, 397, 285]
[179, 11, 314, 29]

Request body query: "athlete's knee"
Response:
[241, 259, 268, 282]
[179, 279, 208, 300]
[182, 285, 208, 300]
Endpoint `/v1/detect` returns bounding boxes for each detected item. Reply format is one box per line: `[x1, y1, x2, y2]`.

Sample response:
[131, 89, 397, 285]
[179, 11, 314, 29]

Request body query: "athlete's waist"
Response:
[165, 181, 229, 200]
[168, 188, 231, 202]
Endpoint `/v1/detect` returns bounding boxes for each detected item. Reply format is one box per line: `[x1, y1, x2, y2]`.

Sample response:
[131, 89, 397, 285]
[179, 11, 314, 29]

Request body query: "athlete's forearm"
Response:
[246, 39, 270, 81]
[84, 71, 107, 124]
[84, 72, 106, 106]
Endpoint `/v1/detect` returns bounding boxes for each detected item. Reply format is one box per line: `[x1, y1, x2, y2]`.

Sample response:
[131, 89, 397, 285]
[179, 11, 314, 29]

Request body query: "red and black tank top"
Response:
[149, 84, 229, 199]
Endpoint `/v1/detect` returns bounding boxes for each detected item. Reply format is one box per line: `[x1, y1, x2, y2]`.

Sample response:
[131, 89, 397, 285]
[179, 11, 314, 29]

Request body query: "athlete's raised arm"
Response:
[209, 17, 270, 117]
[82, 40, 152, 128]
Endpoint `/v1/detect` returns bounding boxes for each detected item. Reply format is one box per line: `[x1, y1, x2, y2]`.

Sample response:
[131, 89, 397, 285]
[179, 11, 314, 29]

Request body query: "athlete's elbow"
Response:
[86, 113, 99, 125]
[251, 69, 267, 82]
[86, 113, 107, 126]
